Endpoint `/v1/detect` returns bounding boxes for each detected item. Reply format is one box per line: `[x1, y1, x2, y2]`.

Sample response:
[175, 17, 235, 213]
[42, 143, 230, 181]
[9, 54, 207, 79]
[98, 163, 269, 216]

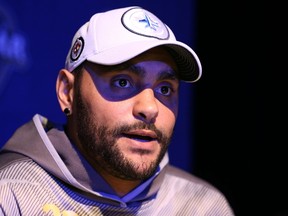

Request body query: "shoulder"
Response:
[0, 152, 31, 171]
[164, 164, 217, 189]
[0, 152, 42, 182]
[158, 165, 235, 215]
[163, 164, 232, 204]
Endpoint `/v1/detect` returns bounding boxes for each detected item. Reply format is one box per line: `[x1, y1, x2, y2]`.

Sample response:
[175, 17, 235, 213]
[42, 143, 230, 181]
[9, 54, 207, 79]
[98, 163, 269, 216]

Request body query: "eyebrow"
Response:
[126, 65, 179, 81]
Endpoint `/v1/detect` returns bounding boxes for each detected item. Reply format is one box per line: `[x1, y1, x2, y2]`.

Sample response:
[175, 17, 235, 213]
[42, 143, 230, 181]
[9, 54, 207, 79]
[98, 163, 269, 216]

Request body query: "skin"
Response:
[56, 46, 180, 196]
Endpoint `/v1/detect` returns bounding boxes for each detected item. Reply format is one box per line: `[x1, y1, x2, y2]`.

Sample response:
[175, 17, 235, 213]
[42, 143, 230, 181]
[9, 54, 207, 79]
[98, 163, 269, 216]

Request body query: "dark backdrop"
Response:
[194, 1, 287, 215]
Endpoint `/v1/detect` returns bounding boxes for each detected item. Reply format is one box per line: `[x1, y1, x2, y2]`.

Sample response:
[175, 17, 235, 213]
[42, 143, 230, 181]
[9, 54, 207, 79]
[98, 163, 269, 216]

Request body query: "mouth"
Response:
[122, 130, 157, 142]
[124, 134, 154, 141]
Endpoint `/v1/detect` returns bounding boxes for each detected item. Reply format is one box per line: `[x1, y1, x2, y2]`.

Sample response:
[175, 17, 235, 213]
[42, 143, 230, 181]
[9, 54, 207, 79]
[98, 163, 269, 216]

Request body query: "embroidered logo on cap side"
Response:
[70, 37, 84, 61]
[122, 8, 169, 40]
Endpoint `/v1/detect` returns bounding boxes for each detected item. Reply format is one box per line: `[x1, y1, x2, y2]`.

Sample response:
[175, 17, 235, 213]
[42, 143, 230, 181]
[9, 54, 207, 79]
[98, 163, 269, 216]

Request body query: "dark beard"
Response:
[74, 86, 172, 181]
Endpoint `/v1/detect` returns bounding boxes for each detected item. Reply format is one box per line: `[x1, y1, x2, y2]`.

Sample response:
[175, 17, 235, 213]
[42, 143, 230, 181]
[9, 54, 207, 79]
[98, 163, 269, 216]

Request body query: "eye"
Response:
[113, 78, 132, 88]
[156, 85, 173, 96]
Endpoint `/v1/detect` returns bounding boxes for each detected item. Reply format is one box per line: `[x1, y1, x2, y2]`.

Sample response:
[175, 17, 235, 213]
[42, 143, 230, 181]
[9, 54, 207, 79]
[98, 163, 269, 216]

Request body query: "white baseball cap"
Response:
[65, 6, 202, 82]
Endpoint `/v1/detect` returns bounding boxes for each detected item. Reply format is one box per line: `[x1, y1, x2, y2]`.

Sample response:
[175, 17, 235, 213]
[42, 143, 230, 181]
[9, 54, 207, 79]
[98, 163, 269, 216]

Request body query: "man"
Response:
[0, 6, 234, 215]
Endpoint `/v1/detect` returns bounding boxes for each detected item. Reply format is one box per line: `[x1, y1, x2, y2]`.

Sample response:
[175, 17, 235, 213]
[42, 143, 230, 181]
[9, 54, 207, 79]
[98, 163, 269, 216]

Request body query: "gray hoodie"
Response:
[0, 114, 234, 216]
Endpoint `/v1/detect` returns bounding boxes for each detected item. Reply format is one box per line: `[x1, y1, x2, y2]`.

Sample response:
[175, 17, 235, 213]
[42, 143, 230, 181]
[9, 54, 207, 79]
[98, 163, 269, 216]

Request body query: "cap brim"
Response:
[86, 40, 202, 83]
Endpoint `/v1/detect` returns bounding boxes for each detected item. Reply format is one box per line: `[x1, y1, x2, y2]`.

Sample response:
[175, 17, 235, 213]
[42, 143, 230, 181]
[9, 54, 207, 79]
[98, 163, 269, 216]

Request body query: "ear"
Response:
[56, 69, 74, 113]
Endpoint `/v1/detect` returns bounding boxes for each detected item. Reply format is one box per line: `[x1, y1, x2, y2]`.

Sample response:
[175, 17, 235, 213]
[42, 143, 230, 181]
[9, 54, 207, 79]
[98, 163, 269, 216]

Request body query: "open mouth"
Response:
[123, 133, 155, 141]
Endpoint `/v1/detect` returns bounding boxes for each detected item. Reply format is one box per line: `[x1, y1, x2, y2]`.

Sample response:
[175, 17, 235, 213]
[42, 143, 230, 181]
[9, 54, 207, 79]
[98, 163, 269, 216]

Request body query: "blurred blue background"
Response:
[0, 0, 198, 172]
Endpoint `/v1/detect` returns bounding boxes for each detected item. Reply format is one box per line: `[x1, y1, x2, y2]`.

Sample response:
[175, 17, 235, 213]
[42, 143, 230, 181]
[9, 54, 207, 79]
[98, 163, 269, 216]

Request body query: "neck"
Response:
[100, 171, 141, 197]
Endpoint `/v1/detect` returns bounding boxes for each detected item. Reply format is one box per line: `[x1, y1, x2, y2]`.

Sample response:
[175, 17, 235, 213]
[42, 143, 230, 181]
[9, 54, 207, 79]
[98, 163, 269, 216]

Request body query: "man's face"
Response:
[73, 47, 179, 181]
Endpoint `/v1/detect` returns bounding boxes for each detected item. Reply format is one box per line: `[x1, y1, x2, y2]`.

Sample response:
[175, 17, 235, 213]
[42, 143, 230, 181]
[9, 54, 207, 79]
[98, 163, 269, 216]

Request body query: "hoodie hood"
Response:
[1, 114, 169, 204]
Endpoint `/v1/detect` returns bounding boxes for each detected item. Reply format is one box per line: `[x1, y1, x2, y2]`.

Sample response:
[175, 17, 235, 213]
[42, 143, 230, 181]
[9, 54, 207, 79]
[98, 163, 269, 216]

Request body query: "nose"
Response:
[133, 88, 159, 124]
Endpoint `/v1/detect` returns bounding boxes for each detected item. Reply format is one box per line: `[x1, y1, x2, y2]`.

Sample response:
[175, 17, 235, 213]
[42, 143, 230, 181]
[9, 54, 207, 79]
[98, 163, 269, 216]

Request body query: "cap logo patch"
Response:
[122, 8, 169, 40]
[70, 37, 84, 61]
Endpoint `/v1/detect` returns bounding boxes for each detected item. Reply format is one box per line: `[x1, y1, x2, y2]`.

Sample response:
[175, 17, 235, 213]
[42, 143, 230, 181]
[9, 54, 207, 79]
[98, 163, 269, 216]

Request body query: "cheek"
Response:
[91, 100, 130, 125]
[163, 97, 178, 122]
[158, 105, 177, 132]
